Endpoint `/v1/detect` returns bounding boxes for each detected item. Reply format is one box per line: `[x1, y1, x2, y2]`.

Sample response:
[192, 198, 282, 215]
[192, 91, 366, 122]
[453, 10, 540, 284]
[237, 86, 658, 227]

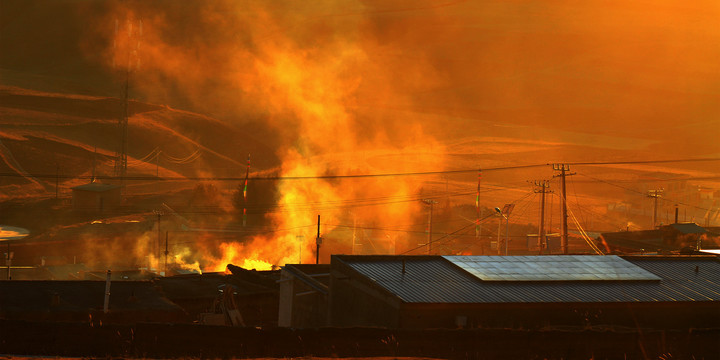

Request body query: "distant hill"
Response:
[0, 85, 278, 198]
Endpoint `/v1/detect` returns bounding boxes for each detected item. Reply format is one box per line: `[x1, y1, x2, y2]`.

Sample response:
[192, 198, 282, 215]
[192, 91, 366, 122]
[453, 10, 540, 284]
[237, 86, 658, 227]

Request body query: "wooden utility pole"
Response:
[476, 169, 482, 241]
[552, 164, 574, 254]
[164, 231, 169, 276]
[648, 189, 663, 229]
[423, 199, 438, 254]
[315, 215, 321, 264]
[533, 180, 551, 254]
[153, 210, 163, 269]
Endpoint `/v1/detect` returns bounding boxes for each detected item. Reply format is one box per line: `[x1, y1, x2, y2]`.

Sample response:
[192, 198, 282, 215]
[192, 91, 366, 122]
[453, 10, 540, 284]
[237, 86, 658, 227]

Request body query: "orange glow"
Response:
[90, 1, 448, 268]
[78, 0, 720, 267]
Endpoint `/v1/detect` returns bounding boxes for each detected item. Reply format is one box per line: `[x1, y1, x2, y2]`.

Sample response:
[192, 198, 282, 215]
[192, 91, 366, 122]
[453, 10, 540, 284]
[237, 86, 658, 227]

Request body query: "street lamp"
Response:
[495, 207, 509, 255]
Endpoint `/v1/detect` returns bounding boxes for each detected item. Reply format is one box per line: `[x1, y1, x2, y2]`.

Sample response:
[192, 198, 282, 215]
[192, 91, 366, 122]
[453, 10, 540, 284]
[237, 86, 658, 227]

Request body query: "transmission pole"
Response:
[153, 210, 163, 270]
[476, 169, 482, 241]
[164, 231, 168, 276]
[423, 199, 438, 254]
[315, 215, 322, 264]
[113, 18, 142, 185]
[533, 180, 551, 254]
[552, 164, 574, 254]
[648, 189, 663, 229]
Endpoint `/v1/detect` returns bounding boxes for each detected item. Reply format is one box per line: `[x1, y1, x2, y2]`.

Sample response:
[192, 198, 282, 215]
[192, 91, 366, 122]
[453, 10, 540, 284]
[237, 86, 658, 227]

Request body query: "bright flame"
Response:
[240, 259, 273, 271]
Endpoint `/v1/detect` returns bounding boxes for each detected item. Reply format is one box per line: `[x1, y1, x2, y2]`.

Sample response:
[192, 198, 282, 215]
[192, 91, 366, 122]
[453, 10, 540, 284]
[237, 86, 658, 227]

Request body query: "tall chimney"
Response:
[103, 270, 111, 313]
[674, 205, 679, 224]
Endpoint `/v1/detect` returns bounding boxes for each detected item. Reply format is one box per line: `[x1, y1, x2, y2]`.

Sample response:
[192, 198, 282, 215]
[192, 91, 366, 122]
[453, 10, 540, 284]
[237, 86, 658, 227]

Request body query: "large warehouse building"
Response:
[279, 254, 720, 329]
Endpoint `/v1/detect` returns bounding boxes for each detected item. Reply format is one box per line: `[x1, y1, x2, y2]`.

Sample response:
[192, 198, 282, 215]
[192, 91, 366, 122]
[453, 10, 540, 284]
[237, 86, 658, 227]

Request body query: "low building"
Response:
[278, 264, 329, 328]
[599, 222, 718, 253]
[71, 183, 121, 213]
[328, 254, 720, 329]
[154, 265, 279, 327]
[0, 280, 187, 323]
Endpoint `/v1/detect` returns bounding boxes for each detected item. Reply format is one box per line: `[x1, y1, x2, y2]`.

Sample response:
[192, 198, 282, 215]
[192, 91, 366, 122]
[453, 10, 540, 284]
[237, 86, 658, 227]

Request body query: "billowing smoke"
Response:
[87, 0, 449, 268]
[75, 0, 720, 268]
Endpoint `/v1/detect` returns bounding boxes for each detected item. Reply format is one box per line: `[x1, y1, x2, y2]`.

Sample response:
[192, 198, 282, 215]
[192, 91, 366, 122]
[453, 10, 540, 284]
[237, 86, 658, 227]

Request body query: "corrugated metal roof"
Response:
[443, 255, 661, 281]
[335, 255, 720, 304]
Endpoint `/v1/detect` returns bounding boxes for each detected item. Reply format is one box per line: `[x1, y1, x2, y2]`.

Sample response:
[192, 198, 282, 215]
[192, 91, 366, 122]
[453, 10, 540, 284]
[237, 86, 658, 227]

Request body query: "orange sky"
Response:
[1, 0, 719, 266]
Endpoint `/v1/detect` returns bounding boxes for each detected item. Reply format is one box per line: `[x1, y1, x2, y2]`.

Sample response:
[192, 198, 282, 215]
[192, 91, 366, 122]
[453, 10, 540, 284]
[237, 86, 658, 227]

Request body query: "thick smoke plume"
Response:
[79, 0, 720, 269]
[90, 0, 448, 268]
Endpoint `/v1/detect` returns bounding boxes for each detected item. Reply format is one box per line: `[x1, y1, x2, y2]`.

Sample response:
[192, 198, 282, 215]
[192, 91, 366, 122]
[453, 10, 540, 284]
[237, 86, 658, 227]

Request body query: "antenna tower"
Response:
[113, 18, 142, 182]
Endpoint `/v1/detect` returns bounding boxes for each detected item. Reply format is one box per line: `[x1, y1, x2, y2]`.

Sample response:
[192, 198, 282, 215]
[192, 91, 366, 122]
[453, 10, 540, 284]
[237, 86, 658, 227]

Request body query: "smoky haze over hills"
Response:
[1, 0, 719, 269]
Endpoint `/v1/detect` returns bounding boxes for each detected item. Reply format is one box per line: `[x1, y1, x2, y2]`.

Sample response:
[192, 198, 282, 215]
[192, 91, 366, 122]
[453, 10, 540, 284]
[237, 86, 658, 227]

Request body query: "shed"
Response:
[0, 280, 187, 323]
[278, 264, 329, 328]
[71, 183, 121, 212]
[599, 222, 713, 253]
[329, 255, 720, 329]
[154, 265, 279, 327]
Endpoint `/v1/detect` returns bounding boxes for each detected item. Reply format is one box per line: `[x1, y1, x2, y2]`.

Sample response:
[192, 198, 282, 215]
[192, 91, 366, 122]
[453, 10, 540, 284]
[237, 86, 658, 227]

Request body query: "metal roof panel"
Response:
[336, 255, 720, 304]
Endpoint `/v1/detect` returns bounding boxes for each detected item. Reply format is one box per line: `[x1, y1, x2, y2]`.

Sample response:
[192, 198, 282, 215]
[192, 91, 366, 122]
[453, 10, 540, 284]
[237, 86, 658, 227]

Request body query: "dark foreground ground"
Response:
[0, 320, 718, 359]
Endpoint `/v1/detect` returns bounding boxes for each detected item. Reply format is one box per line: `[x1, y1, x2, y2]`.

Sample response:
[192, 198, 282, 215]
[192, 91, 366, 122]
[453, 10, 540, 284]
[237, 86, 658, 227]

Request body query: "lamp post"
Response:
[495, 207, 509, 256]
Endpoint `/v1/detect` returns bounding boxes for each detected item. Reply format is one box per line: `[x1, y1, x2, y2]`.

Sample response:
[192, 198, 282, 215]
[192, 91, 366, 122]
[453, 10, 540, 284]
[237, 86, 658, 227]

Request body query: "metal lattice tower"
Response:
[112, 17, 142, 181]
[113, 71, 129, 179]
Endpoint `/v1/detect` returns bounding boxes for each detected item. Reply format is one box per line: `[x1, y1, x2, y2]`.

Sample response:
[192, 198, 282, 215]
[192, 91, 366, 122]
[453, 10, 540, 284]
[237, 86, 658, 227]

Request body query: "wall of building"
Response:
[398, 301, 720, 330]
[329, 264, 401, 328]
[279, 272, 328, 328]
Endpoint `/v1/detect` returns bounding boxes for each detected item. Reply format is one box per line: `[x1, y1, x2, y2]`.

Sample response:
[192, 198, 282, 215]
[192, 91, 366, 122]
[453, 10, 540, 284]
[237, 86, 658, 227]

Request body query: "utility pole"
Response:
[315, 215, 322, 264]
[496, 215, 502, 255]
[242, 154, 250, 227]
[153, 210, 163, 270]
[113, 17, 142, 186]
[495, 204, 514, 255]
[422, 199, 438, 254]
[533, 180, 551, 254]
[476, 169, 482, 241]
[164, 231, 168, 276]
[552, 164, 574, 254]
[648, 189, 663, 229]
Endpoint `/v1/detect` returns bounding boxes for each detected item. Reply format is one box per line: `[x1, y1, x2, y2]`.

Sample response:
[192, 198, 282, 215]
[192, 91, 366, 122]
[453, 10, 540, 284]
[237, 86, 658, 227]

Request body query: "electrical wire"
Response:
[162, 148, 202, 164]
[3, 157, 719, 181]
[400, 191, 536, 255]
[567, 206, 604, 255]
[575, 172, 716, 213]
[127, 147, 160, 164]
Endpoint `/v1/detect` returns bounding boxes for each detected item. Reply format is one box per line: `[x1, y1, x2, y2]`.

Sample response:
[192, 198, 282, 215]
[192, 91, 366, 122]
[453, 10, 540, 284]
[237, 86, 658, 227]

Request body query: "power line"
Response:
[4, 157, 717, 182]
[575, 172, 715, 213]
[400, 190, 536, 255]
[564, 158, 720, 166]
